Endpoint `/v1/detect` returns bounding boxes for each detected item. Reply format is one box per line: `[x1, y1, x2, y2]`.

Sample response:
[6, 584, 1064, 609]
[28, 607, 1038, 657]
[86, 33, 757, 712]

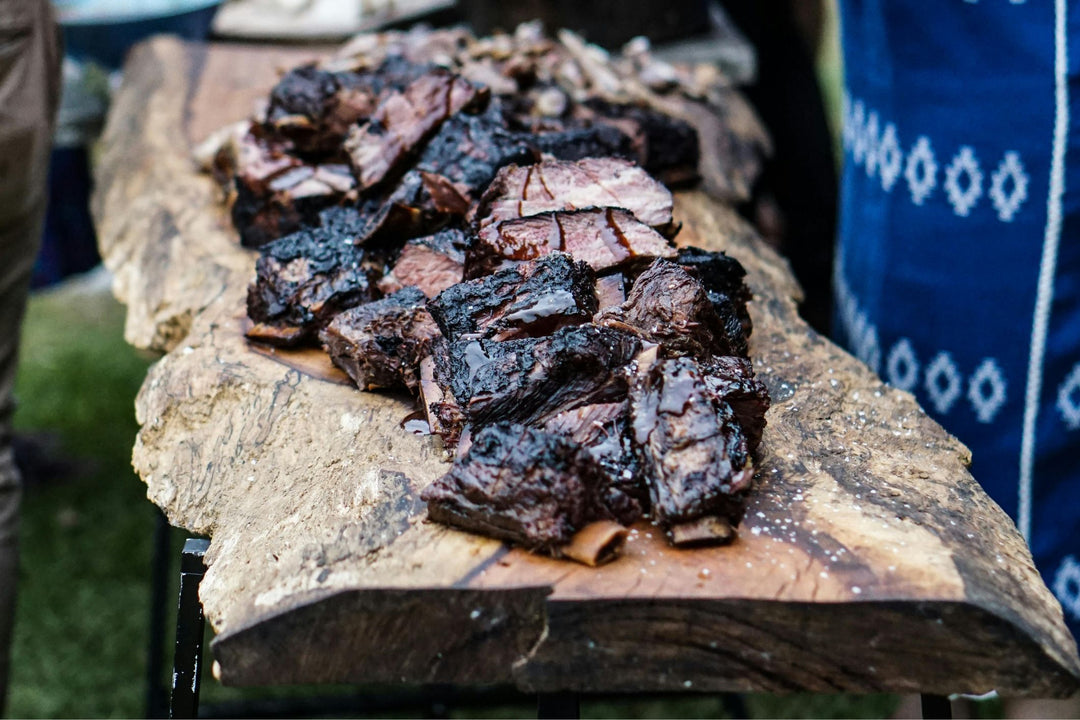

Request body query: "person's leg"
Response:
[0, 0, 62, 712]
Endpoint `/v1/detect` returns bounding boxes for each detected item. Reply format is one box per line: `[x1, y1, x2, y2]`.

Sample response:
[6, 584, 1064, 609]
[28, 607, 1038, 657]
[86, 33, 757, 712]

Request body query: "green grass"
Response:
[9, 275, 156, 718]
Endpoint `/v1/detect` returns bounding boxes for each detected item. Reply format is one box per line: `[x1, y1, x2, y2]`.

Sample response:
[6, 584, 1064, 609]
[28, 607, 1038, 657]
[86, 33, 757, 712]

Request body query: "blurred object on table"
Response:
[212, 0, 457, 41]
[55, 0, 223, 69]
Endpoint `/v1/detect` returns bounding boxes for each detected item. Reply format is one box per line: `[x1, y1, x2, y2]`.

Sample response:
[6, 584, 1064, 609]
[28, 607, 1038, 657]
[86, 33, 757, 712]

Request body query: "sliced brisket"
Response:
[630, 355, 753, 537]
[319, 287, 440, 392]
[378, 228, 468, 298]
[421, 422, 595, 550]
[596, 259, 747, 359]
[246, 225, 380, 346]
[474, 157, 674, 233]
[467, 207, 675, 277]
[428, 252, 597, 342]
[446, 324, 641, 427]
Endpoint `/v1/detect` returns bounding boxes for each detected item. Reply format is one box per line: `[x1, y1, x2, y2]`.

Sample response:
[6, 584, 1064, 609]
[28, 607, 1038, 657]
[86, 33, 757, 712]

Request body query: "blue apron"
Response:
[836, 0, 1080, 637]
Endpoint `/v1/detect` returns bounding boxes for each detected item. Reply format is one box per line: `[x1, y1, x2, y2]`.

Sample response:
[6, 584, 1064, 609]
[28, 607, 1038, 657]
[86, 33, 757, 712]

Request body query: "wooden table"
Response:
[93, 37, 1080, 698]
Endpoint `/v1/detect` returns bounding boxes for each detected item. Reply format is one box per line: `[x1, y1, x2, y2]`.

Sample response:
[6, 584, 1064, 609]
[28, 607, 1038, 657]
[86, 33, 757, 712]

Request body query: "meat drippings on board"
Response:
[217, 24, 772, 563]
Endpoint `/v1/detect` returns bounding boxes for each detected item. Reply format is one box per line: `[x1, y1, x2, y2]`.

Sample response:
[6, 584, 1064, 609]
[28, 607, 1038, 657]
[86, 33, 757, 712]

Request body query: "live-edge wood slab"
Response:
[93, 37, 1080, 696]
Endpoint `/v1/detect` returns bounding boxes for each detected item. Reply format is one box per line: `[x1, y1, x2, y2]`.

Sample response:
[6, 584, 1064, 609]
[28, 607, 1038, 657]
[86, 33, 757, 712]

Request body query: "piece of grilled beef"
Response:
[543, 402, 647, 526]
[421, 422, 597, 550]
[582, 100, 700, 185]
[418, 336, 467, 445]
[474, 157, 675, 234]
[630, 355, 753, 541]
[596, 259, 747, 359]
[445, 324, 641, 427]
[378, 229, 468, 298]
[700, 356, 771, 454]
[428, 252, 597, 343]
[594, 274, 626, 313]
[265, 58, 431, 158]
[676, 245, 753, 346]
[467, 207, 675, 278]
[246, 225, 381, 346]
[415, 104, 539, 199]
[230, 130, 356, 248]
[320, 287, 440, 392]
[344, 71, 487, 191]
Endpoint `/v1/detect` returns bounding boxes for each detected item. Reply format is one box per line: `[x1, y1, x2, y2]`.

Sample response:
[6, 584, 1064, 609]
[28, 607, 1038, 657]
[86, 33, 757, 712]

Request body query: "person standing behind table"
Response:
[835, 0, 1080, 705]
[0, 0, 61, 712]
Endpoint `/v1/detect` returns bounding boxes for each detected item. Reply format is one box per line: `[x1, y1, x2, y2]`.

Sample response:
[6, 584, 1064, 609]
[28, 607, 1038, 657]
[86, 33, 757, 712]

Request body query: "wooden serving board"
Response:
[93, 37, 1080, 696]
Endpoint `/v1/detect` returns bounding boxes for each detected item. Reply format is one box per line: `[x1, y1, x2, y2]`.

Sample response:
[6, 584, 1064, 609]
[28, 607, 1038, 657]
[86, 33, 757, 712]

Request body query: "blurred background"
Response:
[10, 1, 926, 717]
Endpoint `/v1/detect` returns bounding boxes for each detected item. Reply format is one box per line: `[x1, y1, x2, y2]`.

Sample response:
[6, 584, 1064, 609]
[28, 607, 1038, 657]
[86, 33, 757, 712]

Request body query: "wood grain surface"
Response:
[93, 37, 1080, 696]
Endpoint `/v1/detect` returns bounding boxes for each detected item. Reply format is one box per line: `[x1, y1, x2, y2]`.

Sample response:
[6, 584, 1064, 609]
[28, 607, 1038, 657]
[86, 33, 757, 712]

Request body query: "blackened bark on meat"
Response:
[378, 229, 468, 298]
[677, 245, 753, 343]
[584, 99, 700, 185]
[428, 252, 597, 343]
[344, 71, 488, 191]
[529, 123, 635, 163]
[447, 324, 641, 427]
[700, 356, 771, 454]
[630, 356, 753, 534]
[419, 337, 466, 446]
[544, 402, 647, 526]
[351, 170, 461, 248]
[319, 287, 440, 392]
[474, 157, 674, 234]
[596, 259, 747, 359]
[246, 225, 380, 346]
[467, 207, 675, 278]
[416, 105, 539, 197]
[230, 131, 356, 248]
[421, 422, 597, 550]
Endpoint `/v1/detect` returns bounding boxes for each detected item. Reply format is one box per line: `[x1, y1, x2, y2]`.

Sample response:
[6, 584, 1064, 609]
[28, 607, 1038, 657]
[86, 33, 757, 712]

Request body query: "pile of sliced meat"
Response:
[209, 24, 771, 564]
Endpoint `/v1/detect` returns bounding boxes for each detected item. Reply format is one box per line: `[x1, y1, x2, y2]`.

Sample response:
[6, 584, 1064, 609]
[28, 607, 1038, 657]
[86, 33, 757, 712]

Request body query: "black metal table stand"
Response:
[921, 694, 953, 719]
[537, 692, 581, 719]
[171, 538, 210, 719]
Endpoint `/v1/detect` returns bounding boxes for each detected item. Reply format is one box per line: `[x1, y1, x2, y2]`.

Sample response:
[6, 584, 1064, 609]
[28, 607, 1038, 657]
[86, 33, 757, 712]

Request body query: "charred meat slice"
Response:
[428, 252, 597, 342]
[416, 104, 538, 198]
[378, 229, 468, 298]
[677, 245, 753, 344]
[246, 225, 380, 345]
[350, 170, 462, 248]
[583, 99, 700, 185]
[544, 402, 647, 526]
[230, 131, 355, 248]
[529, 123, 635, 163]
[319, 287, 440, 392]
[475, 157, 674, 233]
[447, 324, 641, 427]
[421, 422, 596, 550]
[700, 356, 770, 453]
[265, 58, 431, 157]
[468, 207, 675, 277]
[344, 71, 486, 190]
[630, 356, 753, 537]
[419, 336, 466, 446]
[596, 259, 747, 359]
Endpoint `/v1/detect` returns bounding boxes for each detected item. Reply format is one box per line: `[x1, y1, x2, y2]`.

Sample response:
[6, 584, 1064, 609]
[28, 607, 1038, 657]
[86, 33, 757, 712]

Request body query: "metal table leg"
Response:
[171, 538, 210, 719]
[921, 694, 953, 719]
[146, 510, 172, 719]
[537, 692, 580, 719]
